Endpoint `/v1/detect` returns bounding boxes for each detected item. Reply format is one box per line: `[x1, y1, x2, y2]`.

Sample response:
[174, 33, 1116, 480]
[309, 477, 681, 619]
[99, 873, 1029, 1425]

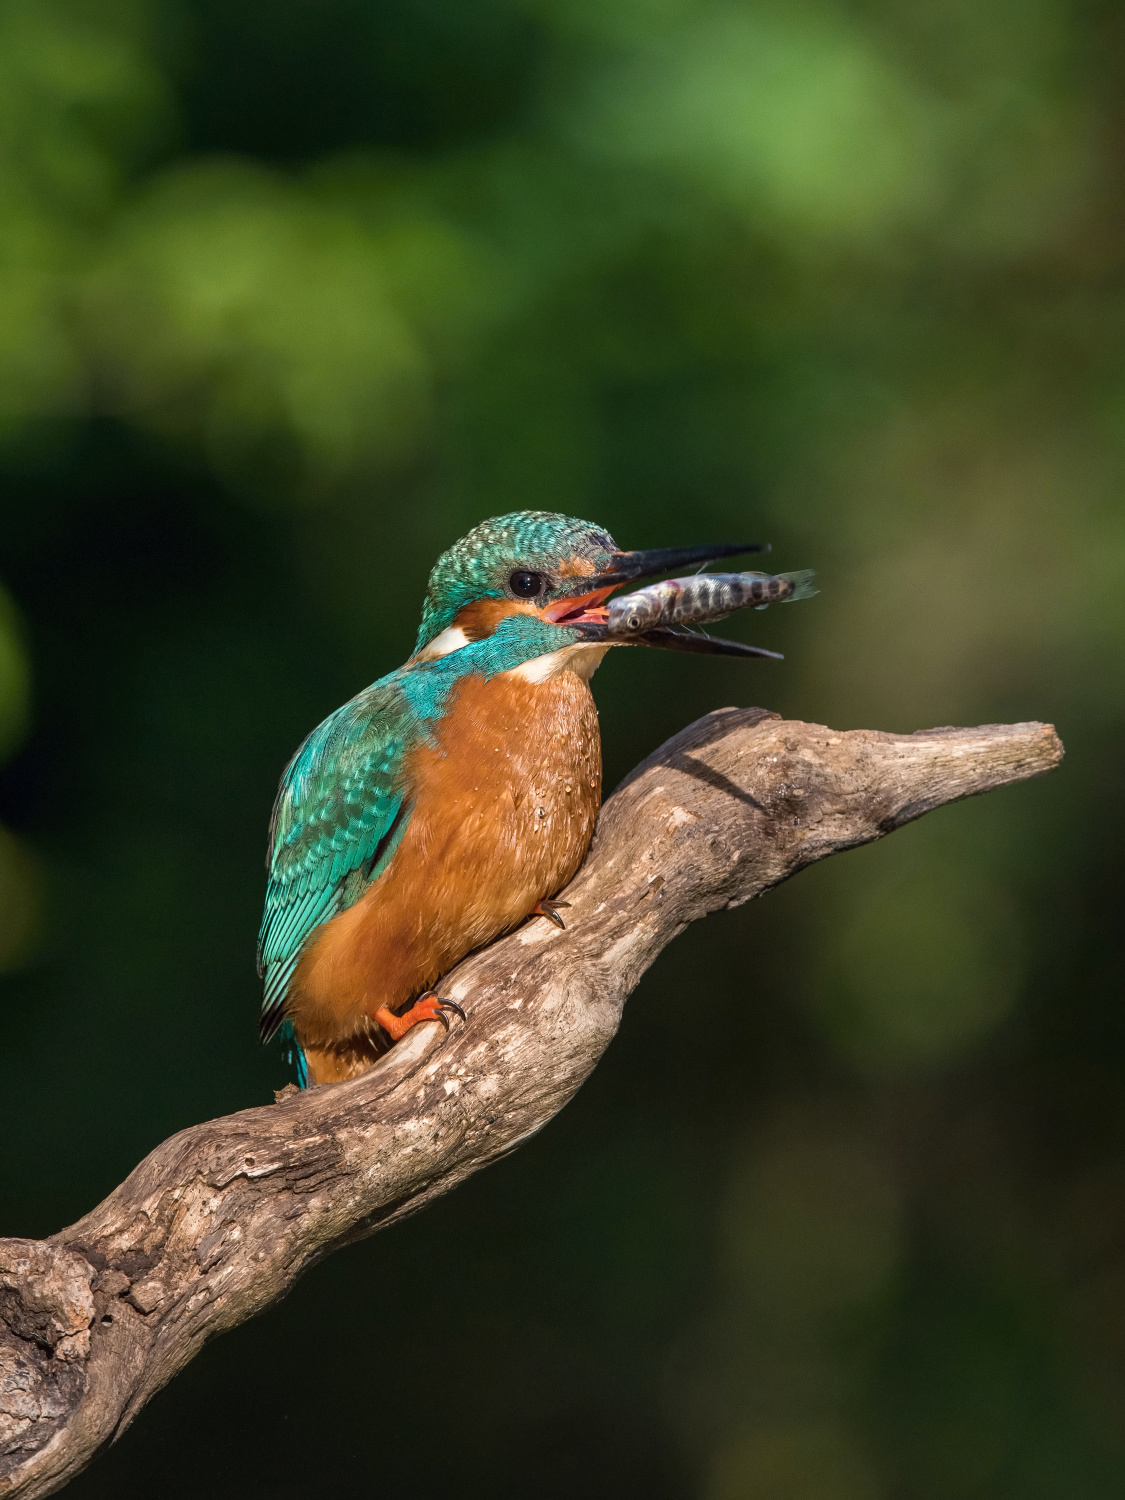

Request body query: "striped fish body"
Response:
[606, 569, 817, 637]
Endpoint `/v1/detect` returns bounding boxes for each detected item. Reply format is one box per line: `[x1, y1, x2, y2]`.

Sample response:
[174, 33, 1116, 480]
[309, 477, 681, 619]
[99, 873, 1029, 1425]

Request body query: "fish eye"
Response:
[509, 570, 546, 599]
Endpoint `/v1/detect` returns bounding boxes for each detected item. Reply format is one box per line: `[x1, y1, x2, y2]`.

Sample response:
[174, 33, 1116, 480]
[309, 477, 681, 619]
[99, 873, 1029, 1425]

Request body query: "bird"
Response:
[258, 510, 780, 1087]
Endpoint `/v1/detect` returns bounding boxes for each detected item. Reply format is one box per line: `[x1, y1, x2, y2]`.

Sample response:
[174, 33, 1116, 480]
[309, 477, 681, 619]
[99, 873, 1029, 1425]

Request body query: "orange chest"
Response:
[410, 663, 603, 840]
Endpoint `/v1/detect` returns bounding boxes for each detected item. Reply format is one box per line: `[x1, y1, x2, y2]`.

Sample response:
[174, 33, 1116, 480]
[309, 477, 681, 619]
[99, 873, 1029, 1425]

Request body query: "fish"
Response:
[569, 568, 817, 660]
[605, 569, 818, 636]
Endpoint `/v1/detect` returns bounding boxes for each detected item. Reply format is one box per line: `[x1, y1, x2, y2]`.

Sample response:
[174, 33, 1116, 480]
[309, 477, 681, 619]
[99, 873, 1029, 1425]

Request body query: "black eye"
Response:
[509, 570, 546, 598]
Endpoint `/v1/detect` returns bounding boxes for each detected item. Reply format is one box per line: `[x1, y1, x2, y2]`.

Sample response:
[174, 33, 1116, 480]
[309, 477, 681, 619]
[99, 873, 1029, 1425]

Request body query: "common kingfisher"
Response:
[258, 511, 779, 1086]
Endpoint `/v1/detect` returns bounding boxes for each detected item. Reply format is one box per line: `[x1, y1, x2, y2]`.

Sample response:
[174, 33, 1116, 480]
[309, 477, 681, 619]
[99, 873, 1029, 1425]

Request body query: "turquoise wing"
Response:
[257, 681, 415, 1046]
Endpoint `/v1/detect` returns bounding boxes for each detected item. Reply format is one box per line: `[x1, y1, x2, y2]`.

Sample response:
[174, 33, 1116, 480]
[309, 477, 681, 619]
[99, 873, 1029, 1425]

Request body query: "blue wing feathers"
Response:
[257, 679, 417, 1046]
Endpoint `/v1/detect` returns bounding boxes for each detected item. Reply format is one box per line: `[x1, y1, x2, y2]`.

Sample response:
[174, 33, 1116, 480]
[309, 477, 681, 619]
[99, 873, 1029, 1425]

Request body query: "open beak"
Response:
[542, 540, 778, 659]
[542, 586, 616, 628]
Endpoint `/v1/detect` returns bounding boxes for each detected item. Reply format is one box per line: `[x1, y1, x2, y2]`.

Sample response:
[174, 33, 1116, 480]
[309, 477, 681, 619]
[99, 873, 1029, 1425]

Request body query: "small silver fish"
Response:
[605, 569, 817, 638]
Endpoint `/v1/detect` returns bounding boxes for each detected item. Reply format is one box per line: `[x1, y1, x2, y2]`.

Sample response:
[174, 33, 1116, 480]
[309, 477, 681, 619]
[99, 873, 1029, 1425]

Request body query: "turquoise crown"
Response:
[416, 510, 618, 649]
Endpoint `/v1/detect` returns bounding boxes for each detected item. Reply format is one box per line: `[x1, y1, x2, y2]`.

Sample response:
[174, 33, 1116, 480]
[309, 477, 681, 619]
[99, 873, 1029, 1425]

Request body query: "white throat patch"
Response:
[506, 642, 611, 685]
[415, 625, 470, 661]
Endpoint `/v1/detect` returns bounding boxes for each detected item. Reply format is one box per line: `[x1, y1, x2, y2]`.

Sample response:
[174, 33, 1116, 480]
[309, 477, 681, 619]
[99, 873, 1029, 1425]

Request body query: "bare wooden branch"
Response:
[0, 709, 1063, 1497]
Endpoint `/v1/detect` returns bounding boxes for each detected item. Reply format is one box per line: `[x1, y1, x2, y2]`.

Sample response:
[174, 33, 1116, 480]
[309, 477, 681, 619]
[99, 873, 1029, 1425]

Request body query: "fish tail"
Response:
[778, 569, 818, 602]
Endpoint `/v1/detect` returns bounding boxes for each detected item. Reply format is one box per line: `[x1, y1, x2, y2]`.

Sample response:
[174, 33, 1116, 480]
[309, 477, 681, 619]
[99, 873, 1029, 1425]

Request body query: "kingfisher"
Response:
[258, 510, 786, 1087]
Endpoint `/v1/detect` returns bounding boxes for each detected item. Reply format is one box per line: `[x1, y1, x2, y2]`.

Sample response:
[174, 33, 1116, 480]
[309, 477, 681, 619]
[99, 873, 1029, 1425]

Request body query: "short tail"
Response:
[278, 1019, 309, 1090]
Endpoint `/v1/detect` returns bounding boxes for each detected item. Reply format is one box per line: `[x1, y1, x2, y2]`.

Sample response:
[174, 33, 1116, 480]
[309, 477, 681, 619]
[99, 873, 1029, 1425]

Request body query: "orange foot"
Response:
[532, 897, 570, 930]
[373, 992, 466, 1042]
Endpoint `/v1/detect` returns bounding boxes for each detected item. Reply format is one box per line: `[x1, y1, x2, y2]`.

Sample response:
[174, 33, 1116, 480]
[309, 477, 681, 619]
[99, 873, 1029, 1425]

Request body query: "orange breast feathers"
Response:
[287, 659, 604, 1082]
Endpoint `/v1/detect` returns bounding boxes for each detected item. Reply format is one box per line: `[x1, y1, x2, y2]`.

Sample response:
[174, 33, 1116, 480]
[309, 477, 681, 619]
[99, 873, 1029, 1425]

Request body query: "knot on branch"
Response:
[0, 1242, 96, 1479]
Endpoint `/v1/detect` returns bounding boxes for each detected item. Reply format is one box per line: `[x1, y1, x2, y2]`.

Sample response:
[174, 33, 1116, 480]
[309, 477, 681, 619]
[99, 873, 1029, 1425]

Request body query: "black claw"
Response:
[536, 899, 571, 930]
[435, 998, 467, 1023]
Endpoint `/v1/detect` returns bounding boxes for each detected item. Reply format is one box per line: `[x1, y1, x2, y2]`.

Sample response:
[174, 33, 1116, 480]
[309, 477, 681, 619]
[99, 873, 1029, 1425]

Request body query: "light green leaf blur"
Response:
[569, 9, 946, 240]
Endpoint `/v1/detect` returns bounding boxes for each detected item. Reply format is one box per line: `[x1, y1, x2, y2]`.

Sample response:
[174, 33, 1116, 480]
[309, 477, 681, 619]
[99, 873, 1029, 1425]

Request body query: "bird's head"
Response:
[414, 510, 765, 667]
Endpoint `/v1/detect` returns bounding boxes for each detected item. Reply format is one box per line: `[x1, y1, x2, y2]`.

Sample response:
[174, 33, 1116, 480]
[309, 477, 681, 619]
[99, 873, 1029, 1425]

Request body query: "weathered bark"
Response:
[0, 709, 1063, 1497]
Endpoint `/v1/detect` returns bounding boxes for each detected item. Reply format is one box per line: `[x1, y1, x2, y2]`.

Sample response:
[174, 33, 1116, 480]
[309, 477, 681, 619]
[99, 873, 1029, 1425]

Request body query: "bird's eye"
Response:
[509, 570, 546, 599]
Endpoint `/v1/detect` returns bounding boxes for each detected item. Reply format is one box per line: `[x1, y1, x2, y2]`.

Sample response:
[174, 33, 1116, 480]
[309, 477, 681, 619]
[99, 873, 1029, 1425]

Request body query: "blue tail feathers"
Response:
[278, 1019, 309, 1090]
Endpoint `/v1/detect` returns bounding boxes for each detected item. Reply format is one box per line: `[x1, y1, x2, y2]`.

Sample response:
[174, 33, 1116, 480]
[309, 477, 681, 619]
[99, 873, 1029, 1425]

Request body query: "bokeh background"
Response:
[2, 0, 1124, 1495]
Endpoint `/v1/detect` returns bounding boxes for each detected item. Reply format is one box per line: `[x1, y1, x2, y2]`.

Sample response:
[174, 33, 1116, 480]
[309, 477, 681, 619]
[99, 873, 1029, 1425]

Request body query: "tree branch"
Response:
[0, 709, 1063, 1497]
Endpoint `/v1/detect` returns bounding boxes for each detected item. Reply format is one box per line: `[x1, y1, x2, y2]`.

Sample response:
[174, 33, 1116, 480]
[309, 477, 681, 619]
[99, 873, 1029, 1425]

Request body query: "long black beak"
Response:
[586, 541, 768, 589]
[635, 627, 782, 660]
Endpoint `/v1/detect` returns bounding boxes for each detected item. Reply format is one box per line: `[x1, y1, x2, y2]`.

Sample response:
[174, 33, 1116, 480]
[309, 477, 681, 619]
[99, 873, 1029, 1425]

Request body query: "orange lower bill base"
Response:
[542, 587, 614, 626]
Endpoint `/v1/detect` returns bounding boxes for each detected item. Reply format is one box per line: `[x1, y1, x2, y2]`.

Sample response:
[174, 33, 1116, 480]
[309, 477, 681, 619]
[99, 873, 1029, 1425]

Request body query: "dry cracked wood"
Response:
[0, 708, 1064, 1497]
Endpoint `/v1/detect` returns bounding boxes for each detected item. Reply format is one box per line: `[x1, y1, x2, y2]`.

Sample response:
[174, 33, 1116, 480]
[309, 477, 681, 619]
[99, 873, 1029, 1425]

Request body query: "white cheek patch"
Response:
[508, 643, 611, 684]
[416, 625, 470, 661]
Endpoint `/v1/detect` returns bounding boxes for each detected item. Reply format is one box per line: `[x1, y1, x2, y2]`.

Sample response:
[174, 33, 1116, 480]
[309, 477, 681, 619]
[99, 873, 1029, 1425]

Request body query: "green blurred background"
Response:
[1, 0, 1123, 1495]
